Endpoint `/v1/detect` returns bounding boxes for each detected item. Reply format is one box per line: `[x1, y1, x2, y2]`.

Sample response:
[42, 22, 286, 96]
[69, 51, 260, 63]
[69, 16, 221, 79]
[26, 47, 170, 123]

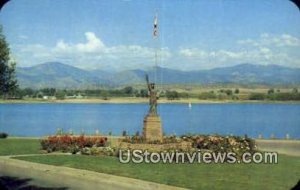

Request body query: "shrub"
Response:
[0, 133, 8, 139]
[270, 93, 300, 101]
[198, 92, 217, 100]
[123, 135, 145, 144]
[225, 89, 233, 96]
[292, 88, 298, 93]
[249, 93, 265, 100]
[268, 88, 275, 94]
[82, 147, 115, 156]
[166, 91, 179, 100]
[179, 92, 190, 99]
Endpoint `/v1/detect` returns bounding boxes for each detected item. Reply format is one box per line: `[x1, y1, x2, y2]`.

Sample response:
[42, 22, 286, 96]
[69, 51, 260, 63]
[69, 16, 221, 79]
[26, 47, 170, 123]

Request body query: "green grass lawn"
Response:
[1, 138, 299, 189]
[0, 138, 41, 155]
[14, 154, 300, 190]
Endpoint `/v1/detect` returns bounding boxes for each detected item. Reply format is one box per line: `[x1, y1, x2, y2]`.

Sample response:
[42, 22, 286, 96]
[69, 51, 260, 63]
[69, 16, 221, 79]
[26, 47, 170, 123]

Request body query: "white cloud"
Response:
[55, 40, 69, 50]
[18, 35, 28, 40]
[179, 48, 207, 57]
[16, 32, 171, 70]
[178, 46, 299, 68]
[75, 32, 105, 52]
[13, 32, 300, 70]
[178, 33, 300, 69]
[179, 48, 247, 60]
[237, 33, 300, 47]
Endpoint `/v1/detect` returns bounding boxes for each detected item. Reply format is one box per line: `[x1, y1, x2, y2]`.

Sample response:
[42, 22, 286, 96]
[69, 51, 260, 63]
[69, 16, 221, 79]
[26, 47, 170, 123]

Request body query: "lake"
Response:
[0, 103, 299, 138]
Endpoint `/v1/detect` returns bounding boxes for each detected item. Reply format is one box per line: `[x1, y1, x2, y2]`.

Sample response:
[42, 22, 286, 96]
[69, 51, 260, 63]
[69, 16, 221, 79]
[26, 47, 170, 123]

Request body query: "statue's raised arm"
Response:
[145, 74, 151, 91]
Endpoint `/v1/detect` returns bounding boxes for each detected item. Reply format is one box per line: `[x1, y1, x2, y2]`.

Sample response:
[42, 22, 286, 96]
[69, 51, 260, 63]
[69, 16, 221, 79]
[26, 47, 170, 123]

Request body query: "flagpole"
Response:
[155, 38, 157, 86]
[153, 12, 158, 87]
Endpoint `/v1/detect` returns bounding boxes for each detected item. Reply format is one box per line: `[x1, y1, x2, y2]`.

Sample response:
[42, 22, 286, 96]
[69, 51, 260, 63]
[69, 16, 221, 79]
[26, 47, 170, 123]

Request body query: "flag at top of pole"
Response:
[153, 13, 158, 38]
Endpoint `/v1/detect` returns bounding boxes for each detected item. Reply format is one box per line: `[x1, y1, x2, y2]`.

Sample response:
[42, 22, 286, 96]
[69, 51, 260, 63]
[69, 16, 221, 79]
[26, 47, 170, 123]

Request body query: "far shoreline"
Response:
[1, 97, 300, 104]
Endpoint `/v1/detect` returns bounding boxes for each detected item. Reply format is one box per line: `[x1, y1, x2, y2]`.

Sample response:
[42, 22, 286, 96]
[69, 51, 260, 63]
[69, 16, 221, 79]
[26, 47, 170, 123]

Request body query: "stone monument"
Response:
[142, 74, 163, 142]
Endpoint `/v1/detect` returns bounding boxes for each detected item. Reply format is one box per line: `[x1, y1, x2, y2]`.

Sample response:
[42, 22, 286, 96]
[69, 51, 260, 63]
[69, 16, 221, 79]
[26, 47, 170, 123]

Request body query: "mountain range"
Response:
[16, 62, 300, 89]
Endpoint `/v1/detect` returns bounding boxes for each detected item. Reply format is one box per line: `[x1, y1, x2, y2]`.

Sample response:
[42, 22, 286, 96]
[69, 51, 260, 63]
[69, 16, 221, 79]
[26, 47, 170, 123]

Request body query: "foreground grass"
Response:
[0, 138, 41, 155]
[1, 138, 299, 189]
[14, 154, 300, 190]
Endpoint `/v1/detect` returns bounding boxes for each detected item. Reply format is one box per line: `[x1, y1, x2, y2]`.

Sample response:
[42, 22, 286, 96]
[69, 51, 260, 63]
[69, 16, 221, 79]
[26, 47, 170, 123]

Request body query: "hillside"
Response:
[16, 62, 300, 89]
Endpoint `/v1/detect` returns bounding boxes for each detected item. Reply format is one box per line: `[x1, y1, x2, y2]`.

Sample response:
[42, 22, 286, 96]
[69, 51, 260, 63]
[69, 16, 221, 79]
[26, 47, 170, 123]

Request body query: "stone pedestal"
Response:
[143, 114, 163, 142]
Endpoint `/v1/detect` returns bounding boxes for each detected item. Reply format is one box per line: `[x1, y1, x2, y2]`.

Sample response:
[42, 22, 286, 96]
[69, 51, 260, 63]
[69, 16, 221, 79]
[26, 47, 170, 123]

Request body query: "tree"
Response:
[41, 88, 56, 96]
[198, 92, 217, 100]
[249, 93, 265, 100]
[22, 88, 35, 97]
[225, 89, 233, 96]
[166, 90, 179, 100]
[234, 88, 239, 94]
[179, 92, 189, 99]
[292, 88, 298, 94]
[268, 88, 274, 94]
[55, 90, 65, 100]
[99, 90, 109, 100]
[0, 26, 18, 98]
[122, 86, 134, 95]
[139, 89, 148, 98]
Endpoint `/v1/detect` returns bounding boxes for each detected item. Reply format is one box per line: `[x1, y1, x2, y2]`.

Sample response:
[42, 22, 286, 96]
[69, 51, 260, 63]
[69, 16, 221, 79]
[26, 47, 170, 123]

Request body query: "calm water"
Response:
[0, 103, 299, 138]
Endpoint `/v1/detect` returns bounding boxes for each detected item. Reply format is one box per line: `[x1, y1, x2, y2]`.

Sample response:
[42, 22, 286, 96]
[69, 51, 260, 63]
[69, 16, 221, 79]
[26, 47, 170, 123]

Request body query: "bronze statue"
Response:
[146, 74, 158, 115]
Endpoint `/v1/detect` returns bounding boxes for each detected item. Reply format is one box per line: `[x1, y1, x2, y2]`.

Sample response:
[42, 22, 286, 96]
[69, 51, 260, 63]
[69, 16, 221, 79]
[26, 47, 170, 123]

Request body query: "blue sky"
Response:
[0, 0, 299, 71]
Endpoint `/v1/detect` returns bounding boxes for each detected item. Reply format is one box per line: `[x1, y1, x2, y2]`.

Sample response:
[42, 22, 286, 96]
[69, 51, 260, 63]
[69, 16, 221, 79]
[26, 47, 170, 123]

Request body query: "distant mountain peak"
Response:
[16, 62, 300, 89]
[35, 62, 75, 68]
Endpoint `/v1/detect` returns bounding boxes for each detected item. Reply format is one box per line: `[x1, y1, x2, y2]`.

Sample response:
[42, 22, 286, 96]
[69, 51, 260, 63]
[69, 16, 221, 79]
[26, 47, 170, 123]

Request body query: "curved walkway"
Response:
[0, 155, 186, 190]
[255, 139, 300, 157]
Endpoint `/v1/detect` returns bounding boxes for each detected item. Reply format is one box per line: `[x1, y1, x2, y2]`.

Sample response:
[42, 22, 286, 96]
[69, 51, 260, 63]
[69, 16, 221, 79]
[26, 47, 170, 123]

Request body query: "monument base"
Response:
[143, 114, 163, 142]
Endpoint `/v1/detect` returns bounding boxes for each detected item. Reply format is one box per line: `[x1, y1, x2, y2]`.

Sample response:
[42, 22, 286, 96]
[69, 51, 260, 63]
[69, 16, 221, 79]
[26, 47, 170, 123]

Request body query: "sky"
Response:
[0, 0, 299, 71]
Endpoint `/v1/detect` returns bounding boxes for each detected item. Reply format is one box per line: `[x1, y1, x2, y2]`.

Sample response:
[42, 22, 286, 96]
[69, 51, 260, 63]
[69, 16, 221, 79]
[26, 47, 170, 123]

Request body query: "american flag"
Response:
[153, 14, 158, 37]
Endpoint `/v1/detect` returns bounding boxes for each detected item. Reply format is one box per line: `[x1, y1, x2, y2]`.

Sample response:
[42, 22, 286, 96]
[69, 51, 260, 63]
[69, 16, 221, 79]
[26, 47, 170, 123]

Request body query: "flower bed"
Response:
[40, 135, 107, 154]
[41, 134, 256, 157]
[181, 134, 257, 156]
[122, 134, 256, 156]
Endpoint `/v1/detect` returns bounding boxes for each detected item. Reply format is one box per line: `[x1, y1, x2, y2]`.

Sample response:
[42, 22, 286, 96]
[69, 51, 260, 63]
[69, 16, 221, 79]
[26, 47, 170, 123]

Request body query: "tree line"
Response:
[10, 86, 300, 101]
[248, 88, 300, 101]
[13, 87, 149, 100]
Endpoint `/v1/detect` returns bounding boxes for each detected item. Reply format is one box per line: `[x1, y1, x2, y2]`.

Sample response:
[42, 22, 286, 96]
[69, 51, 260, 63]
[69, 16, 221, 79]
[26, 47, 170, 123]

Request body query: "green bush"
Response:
[225, 89, 233, 96]
[0, 133, 8, 139]
[198, 92, 217, 100]
[166, 91, 179, 100]
[268, 88, 275, 94]
[249, 93, 265, 100]
[272, 93, 300, 101]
